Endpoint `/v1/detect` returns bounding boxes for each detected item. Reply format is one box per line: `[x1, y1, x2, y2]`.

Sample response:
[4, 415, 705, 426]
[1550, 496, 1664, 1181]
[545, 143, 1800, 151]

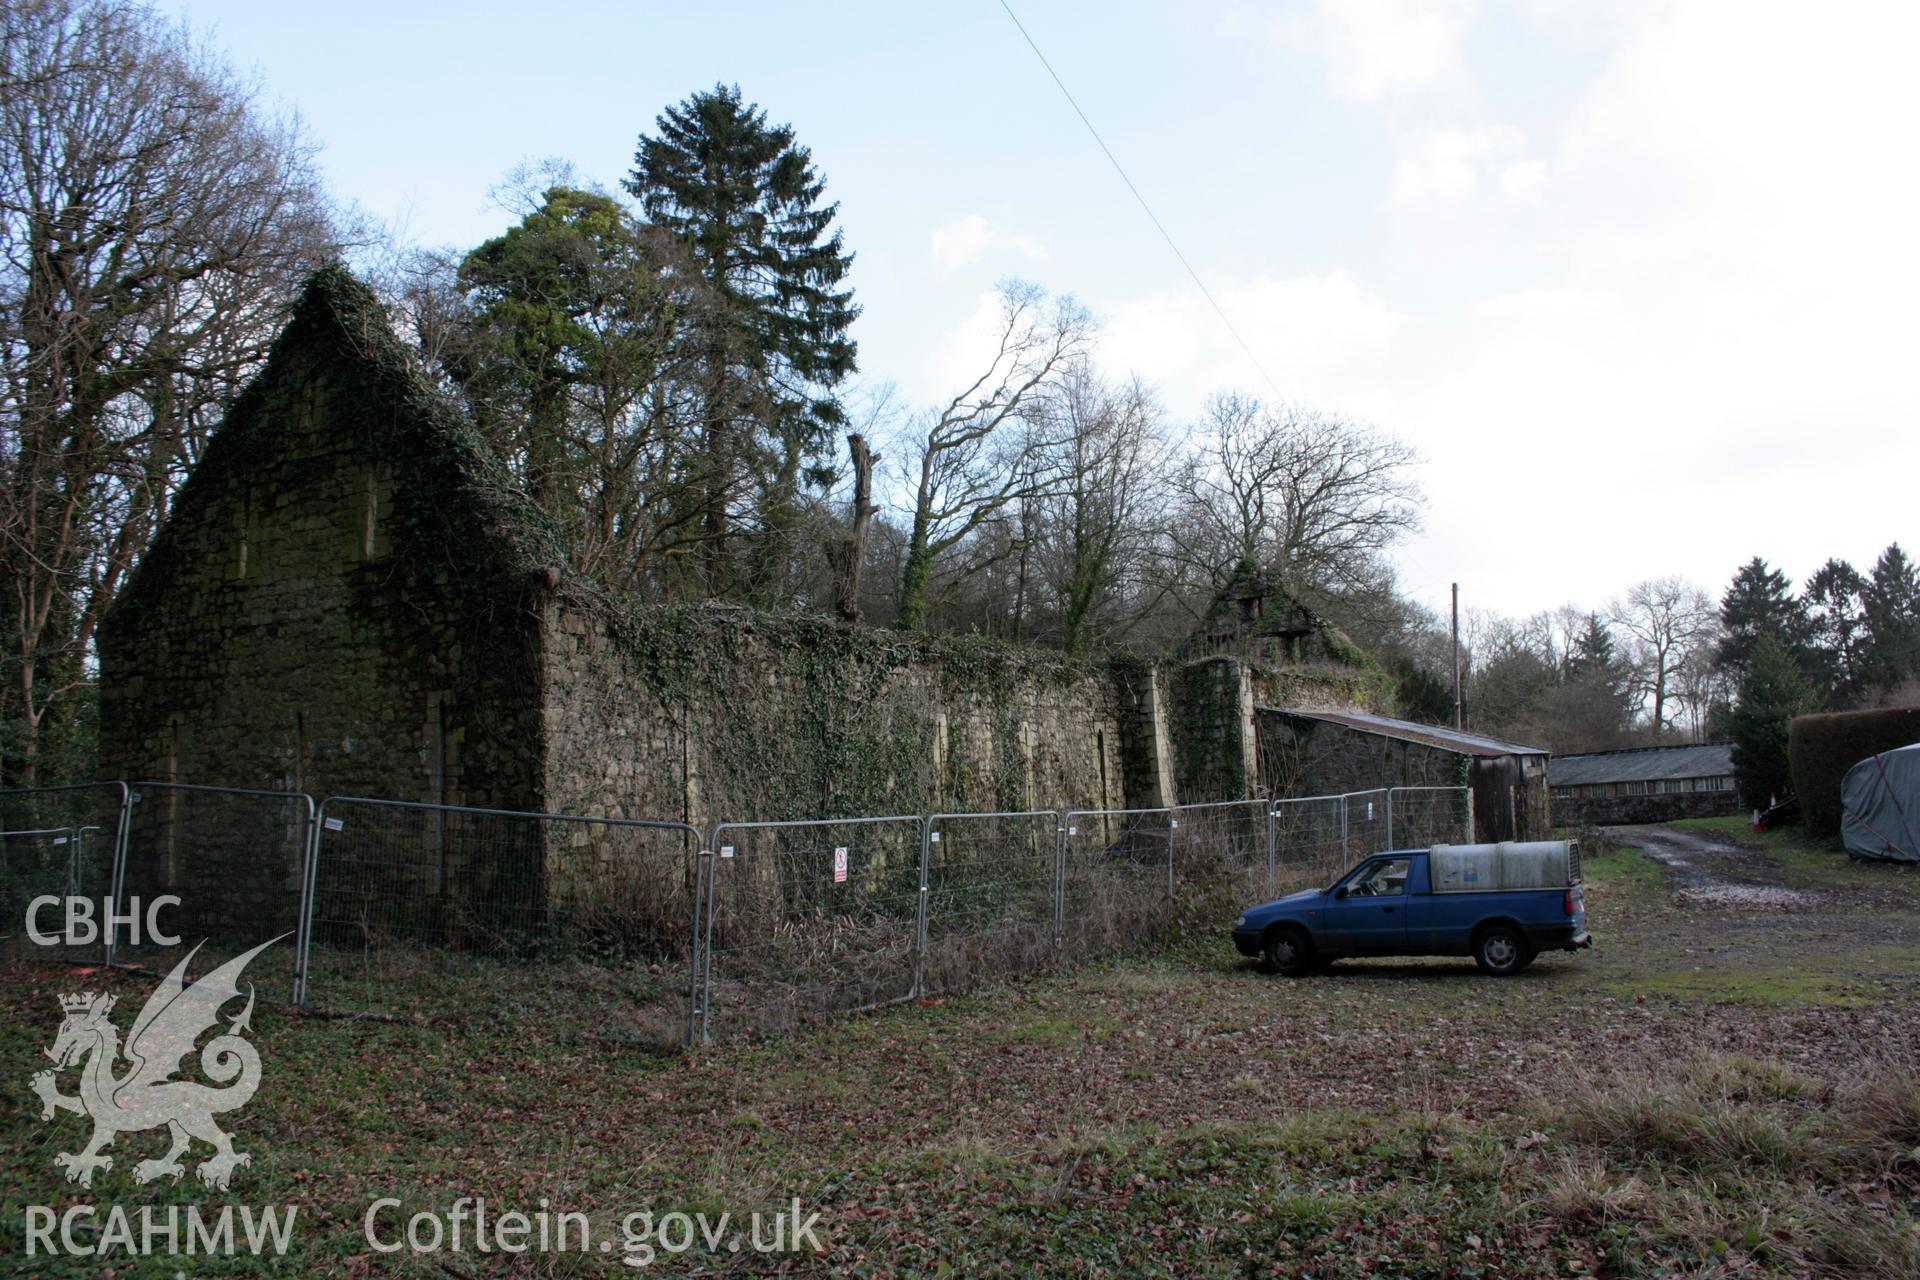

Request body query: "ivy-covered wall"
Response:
[541, 591, 1126, 825]
[1167, 658, 1254, 803]
[1112, 658, 1177, 809]
[1249, 664, 1397, 717]
[100, 268, 557, 805]
[1162, 558, 1399, 804]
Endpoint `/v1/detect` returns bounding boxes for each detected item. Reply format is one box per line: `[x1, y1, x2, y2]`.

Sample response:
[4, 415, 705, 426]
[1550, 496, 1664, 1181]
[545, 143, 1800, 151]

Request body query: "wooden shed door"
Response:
[1471, 756, 1522, 842]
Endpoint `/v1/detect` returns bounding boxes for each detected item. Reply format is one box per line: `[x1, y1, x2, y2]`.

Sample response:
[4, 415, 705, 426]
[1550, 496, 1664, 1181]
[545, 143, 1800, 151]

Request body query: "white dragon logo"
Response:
[29, 936, 283, 1190]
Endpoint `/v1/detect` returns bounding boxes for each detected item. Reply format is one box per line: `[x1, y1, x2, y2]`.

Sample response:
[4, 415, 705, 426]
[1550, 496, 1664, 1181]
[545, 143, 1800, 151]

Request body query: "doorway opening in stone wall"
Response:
[1254, 712, 1301, 800]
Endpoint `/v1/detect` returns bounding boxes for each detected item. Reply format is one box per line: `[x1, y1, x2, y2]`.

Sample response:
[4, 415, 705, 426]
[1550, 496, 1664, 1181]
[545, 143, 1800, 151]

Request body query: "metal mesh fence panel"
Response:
[1387, 786, 1473, 851]
[920, 810, 1059, 995]
[0, 828, 74, 944]
[299, 799, 700, 1048]
[0, 783, 128, 963]
[700, 816, 924, 1042]
[1172, 800, 1273, 903]
[0, 772, 1454, 1048]
[111, 784, 310, 986]
[1341, 789, 1392, 862]
[1058, 808, 1173, 954]
[1270, 795, 1348, 892]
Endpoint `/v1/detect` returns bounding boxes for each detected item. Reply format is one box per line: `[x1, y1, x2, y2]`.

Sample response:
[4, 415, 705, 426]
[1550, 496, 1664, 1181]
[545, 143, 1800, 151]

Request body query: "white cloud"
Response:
[928, 214, 1045, 272]
[912, 272, 1404, 429]
[1390, 125, 1532, 205]
[1100, 270, 1406, 415]
[1496, 158, 1547, 203]
[1381, 1, 1920, 613]
[918, 3, 1919, 620]
[920, 288, 1017, 404]
[1277, 0, 1479, 101]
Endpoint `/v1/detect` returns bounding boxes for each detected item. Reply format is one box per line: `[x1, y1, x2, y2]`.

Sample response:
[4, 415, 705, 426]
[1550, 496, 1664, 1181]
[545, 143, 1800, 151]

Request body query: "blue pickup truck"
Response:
[1230, 841, 1591, 976]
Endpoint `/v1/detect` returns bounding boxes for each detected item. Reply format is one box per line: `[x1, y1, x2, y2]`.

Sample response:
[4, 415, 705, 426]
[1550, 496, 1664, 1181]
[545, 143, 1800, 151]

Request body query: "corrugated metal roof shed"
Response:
[1549, 742, 1735, 785]
[1266, 708, 1547, 758]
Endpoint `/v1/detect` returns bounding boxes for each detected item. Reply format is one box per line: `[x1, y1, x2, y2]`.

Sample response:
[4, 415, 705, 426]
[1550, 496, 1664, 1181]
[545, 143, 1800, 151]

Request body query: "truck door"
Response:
[1320, 856, 1412, 954]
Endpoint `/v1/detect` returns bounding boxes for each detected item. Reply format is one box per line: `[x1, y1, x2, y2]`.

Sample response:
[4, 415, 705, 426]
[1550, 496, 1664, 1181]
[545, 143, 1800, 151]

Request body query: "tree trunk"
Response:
[827, 433, 878, 623]
[1061, 491, 1097, 657]
[897, 505, 935, 632]
[701, 343, 731, 598]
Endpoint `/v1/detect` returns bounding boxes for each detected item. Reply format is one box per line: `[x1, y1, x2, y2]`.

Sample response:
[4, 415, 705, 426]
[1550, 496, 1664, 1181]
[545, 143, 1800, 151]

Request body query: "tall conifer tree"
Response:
[1863, 543, 1920, 694]
[1803, 557, 1869, 705]
[626, 85, 858, 597]
[1727, 633, 1818, 810]
[1716, 556, 1811, 678]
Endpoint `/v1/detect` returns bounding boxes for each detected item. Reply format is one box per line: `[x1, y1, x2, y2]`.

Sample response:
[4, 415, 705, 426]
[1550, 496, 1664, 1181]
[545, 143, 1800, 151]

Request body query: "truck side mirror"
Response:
[1333, 886, 1349, 899]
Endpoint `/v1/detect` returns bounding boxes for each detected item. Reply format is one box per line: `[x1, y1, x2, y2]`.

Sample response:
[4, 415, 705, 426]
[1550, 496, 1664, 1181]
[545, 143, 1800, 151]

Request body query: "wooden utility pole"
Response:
[1451, 583, 1463, 730]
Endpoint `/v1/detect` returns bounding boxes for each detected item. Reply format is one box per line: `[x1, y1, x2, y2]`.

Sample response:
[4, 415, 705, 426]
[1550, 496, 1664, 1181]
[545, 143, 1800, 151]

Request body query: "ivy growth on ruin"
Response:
[582, 591, 1105, 819]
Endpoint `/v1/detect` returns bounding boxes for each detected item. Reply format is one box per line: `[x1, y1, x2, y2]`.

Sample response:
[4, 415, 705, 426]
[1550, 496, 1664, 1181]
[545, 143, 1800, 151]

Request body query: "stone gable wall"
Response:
[100, 352, 542, 809]
[96, 274, 554, 933]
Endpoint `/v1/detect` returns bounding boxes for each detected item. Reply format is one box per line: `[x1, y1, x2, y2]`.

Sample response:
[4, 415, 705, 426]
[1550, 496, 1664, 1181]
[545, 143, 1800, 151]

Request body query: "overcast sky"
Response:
[171, 0, 1919, 622]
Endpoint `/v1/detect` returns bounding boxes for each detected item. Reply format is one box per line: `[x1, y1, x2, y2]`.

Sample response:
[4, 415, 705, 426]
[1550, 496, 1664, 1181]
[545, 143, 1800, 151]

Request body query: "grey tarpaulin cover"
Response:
[1841, 742, 1920, 863]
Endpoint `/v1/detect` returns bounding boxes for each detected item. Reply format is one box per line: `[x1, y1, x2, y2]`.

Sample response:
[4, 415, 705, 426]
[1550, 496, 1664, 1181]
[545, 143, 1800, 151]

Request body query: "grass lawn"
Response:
[4, 830, 1918, 1278]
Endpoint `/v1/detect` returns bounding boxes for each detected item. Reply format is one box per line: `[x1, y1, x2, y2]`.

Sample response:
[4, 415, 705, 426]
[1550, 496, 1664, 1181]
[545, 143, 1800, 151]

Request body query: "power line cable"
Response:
[995, 0, 1286, 400]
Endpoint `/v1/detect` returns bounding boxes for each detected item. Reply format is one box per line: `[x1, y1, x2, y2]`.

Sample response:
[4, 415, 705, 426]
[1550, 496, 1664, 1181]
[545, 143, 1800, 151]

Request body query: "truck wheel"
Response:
[1474, 925, 1529, 976]
[1264, 927, 1314, 978]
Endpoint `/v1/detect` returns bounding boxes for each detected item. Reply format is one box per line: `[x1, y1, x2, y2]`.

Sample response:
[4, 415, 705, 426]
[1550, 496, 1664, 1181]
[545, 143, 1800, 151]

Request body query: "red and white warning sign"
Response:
[833, 846, 849, 884]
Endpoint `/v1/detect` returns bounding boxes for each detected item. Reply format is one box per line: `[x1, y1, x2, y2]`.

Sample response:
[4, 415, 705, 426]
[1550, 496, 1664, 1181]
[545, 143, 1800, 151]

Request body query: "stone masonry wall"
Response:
[540, 594, 1127, 828]
[1556, 789, 1742, 827]
[1255, 710, 1462, 799]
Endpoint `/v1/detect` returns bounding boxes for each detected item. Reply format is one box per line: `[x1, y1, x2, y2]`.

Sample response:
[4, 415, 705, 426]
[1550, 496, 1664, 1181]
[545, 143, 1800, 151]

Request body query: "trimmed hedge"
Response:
[1789, 707, 1920, 835]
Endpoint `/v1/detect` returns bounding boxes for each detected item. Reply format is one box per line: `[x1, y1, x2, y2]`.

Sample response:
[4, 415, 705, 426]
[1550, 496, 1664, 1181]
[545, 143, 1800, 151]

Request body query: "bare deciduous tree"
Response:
[0, 0, 339, 780]
[1162, 393, 1422, 612]
[1671, 629, 1732, 741]
[1031, 365, 1169, 655]
[892, 281, 1094, 630]
[1610, 577, 1717, 733]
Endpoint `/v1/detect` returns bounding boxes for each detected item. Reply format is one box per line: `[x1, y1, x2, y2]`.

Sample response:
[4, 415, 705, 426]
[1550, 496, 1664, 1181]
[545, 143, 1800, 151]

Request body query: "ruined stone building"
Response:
[98, 270, 1401, 843]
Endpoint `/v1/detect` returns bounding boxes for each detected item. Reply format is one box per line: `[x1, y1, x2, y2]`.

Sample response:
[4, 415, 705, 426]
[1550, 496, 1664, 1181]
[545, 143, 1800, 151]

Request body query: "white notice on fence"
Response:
[833, 846, 849, 884]
[324, 817, 345, 831]
[1367, 802, 1374, 820]
[720, 845, 734, 858]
